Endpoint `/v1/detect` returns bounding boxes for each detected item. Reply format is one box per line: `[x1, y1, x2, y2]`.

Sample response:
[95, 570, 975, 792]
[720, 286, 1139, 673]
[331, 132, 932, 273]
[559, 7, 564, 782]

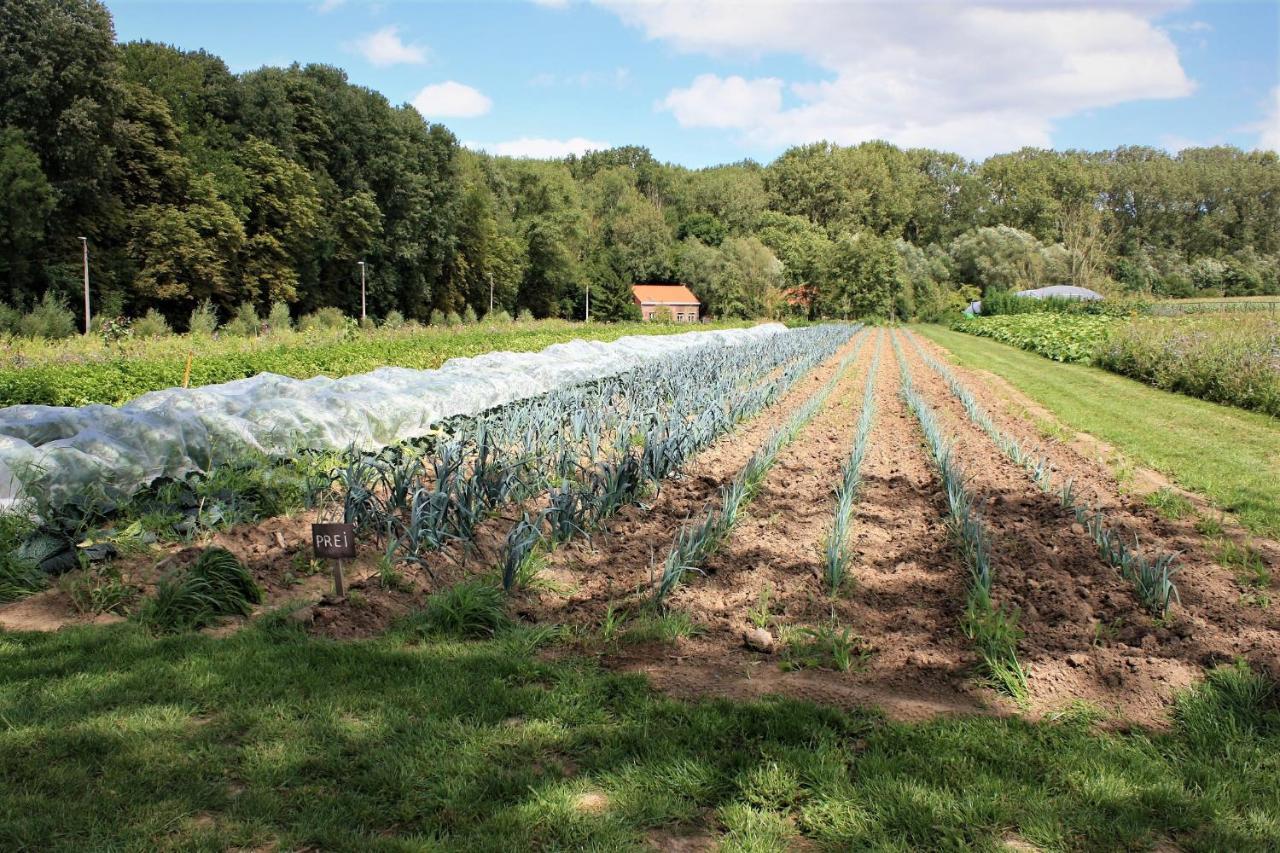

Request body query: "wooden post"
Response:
[182, 351, 194, 388]
[333, 558, 345, 598]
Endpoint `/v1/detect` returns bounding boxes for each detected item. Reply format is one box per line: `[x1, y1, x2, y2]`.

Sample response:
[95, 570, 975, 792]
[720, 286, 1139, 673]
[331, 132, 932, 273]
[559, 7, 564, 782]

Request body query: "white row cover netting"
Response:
[0, 324, 786, 512]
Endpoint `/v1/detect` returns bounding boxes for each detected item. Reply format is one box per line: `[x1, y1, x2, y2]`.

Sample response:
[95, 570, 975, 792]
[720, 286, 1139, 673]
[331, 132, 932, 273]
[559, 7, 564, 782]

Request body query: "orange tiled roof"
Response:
[632, 283, 700, 305]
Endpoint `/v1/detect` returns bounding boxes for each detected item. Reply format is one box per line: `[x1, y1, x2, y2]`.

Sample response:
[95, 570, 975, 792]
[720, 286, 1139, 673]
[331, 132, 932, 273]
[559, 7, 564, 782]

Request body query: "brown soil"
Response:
[518, 331, 871, 629]
[0, 592, 125, 632]
[599, 330, 992, 721]
[4, 324, 1275, 732]
[900, 329, 1280, 722]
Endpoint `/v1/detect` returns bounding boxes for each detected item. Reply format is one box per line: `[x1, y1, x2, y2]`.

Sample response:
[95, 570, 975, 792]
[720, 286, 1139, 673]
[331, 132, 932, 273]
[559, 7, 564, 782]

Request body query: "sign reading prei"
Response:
[312, 522, 356, 559]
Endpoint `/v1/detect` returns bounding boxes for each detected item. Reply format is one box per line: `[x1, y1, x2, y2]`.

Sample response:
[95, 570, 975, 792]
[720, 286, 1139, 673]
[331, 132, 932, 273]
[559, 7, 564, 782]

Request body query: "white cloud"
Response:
[411, 81, 493, 118]
[351, 26, 427, 67]
[531, 0, 571, 8]
[314, 0, 345, 13]
[597, 1, 1195, 157]
[471, 137, 611, 158]
[661, 74, 783, 129]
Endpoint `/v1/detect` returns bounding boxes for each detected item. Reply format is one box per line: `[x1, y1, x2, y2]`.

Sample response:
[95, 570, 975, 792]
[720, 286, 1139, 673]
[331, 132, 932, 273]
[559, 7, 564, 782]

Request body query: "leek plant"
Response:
[907, 330, 1181, 619]
[500, 515, 543, 591]
[1077, 505, 1181, 616]
[824, 330, 882, 593]
[891, 331, 1029, 704]
[334, 324, 861, 589]
[655, 332, 866, 605]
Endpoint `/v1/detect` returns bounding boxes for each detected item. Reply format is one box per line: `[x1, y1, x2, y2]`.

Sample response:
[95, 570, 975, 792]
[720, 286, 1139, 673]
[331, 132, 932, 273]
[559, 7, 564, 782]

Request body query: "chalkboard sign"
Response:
[312, 523, 356, 559]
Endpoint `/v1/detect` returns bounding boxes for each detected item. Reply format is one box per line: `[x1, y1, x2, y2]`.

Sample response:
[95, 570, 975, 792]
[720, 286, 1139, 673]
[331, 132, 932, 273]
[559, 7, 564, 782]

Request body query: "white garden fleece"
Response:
[0, 324, 785, 511]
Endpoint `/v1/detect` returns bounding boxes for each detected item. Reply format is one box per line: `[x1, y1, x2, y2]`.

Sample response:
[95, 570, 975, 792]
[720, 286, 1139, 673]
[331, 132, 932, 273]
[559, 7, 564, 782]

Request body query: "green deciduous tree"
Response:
[829, 232, 910, 320]
[0, 129, 55, 299]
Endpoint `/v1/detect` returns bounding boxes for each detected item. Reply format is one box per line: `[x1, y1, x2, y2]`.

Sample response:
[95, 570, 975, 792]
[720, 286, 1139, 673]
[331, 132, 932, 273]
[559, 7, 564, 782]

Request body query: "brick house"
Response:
[632, 283, 701, 322]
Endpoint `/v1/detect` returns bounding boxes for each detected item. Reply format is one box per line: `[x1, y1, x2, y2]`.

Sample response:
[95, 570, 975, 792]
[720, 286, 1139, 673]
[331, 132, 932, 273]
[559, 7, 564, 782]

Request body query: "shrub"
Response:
[461, 305, 478, 325]
[382, 309, 405, 329]
[516, 308, 534, 323]
[266, 301, 293, 334]
[428, 308, 445, 326]
[19, 292, 77, 339]
[98, 316, 132, 344]
[94, 291, 126, 329]
[298, 306, 347, 332]
[188, 299, 219, 336]
[0, 302, 20, 335]
[222, 302, 260, 337]
[483, 309, 512, 324]
[444, 310, 462, 327]
[136, 547, 263, 634]
[133, 308, 171, 338]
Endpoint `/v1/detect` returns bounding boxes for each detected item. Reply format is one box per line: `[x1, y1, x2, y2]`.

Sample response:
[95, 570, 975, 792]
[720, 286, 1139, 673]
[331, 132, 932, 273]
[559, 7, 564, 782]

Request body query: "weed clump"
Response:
[416, 580, 509, 639]
[137, 547, 263, 634]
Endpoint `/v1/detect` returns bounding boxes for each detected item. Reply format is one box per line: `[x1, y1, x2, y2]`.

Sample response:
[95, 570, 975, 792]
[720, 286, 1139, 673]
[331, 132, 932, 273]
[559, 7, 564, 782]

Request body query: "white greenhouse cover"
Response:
[0, 323, 786, 511]
[1014, 285, 1104, 300]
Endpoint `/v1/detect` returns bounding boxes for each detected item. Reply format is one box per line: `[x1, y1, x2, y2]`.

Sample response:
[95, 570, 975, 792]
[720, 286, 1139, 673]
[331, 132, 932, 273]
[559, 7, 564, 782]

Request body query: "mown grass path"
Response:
[914, 325, 1280, 540]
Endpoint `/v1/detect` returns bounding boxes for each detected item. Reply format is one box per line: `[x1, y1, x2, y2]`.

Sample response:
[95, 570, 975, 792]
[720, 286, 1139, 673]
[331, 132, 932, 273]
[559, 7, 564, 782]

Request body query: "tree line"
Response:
[2, 0, 1278, 333]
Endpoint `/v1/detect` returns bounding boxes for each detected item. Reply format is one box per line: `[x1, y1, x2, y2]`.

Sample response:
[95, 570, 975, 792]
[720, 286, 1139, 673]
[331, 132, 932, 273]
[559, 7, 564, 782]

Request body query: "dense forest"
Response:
[2, 0, 1278, 331]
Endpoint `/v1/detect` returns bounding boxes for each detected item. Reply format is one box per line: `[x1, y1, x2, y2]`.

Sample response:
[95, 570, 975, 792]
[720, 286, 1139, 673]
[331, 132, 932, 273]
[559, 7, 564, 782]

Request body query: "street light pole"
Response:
[357, 261, 366, 322]
[584, 282, 590, 323]
[487, 272, 494, 316]
[79, 237, 90, 334]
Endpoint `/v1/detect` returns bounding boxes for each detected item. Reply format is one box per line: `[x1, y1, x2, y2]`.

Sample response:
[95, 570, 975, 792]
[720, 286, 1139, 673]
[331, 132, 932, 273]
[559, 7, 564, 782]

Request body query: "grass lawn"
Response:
[2, 618, 1278, 851]
[914, 325, 1280, 540]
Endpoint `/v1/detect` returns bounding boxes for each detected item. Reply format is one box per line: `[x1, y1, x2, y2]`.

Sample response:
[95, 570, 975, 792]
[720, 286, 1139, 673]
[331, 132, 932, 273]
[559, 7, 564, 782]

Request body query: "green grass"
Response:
[0, 621, 1277, 850]
[1146, 487, 1195, 521]
[915, 325, 1280, 539]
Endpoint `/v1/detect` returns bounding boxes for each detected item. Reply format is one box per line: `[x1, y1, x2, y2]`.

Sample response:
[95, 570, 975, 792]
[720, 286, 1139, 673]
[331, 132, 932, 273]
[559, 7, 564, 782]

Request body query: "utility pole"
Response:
[357, 261, 366, 322]
[488, 272, 494, 316]
[584, 282, 590, 323]
[79, 237, 90, 334]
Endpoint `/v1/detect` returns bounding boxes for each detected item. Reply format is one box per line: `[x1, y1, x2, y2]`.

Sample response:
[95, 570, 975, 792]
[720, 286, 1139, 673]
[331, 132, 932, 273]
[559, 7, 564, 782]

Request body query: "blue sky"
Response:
[107, 0, 1280, 167]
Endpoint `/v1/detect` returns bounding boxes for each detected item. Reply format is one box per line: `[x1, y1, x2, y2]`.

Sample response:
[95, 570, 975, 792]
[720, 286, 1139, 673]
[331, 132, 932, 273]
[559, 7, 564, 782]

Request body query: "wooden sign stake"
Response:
[333, 558, 345, 598]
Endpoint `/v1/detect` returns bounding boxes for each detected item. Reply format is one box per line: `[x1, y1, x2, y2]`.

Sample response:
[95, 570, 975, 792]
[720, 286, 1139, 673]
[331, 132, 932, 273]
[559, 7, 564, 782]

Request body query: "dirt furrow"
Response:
[899, 329, 1280, 723]
[829, 330, 983, 713]
[602, 330, 987, 720]
[522, 331, 869, 627]
[908, 330, 1280, 620]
